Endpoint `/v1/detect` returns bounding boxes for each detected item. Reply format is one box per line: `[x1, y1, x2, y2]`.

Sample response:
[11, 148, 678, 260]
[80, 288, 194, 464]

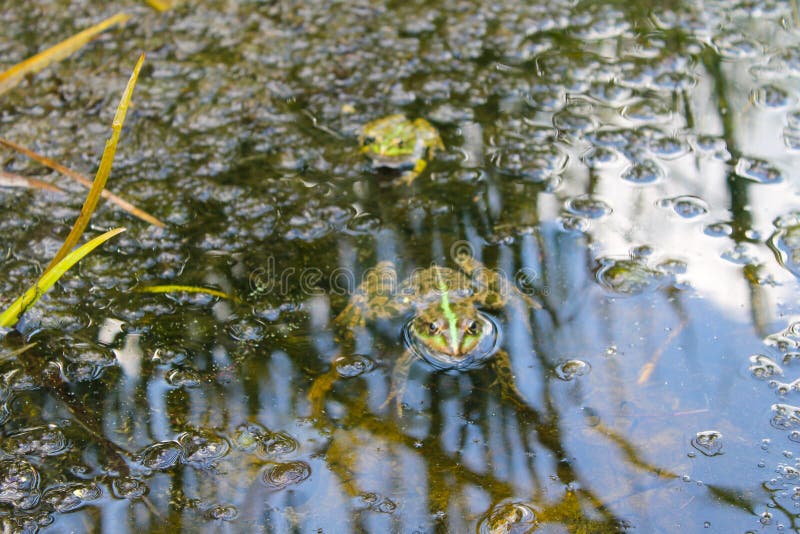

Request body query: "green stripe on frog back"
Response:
[435, 272, 459, 354]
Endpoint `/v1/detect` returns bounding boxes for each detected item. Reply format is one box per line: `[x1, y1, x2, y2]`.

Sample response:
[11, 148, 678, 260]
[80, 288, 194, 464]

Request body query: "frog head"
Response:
[409, 294, 492, 362]
[360, 114, 418, 164]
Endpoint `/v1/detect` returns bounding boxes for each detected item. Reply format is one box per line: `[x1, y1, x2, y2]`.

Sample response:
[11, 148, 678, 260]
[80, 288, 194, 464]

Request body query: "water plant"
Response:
[0, 54, 145, 327]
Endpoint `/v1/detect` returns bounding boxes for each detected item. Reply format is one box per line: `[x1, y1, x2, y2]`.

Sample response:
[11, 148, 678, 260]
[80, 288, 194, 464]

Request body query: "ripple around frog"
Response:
[402, 311, 501, 371]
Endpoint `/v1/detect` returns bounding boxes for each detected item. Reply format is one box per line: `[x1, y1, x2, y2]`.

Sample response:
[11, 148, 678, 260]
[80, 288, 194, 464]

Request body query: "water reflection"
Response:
[3, 0, 800, 531]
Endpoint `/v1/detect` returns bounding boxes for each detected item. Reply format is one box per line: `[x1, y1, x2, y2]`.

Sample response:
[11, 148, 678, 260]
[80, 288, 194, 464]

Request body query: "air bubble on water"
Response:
[652, 71, 696, 91]
[565, 196, 612, 219]
[749, 354, 783, 379]
[261, 461, 311, 489]
[690, 135, 731, 160]
[771, 404, 800, 430]
[555, 359, 591, 381]
[720, 244, 757, 265]
[552, 106, 598, 134]
[178, 431, 231, 466]
[620, 159, 665, 184]
[334, 354, 376, 378]
[712, 33, 762, 58]
[735, 157, 783, 184]
[752, 84, 793, 109]
[691, 430, 724, 456]
[41, 482, 101, 513]
[1, 425, 70, 458]
[478, 501, 538, 534]
[587, 81, 634, 105]
[581, 146, 621, 168]
[595, 256, 673, 295]
[165, 368, 202, 387]
[767, 218, 800, 279]
[0, 459, 40, 509]
[558, 215, 590, 233]
[649, 135, 690, 160]
[138, 441, 184, 471]
[620, 99, 673, 124]
[704, 222, 733, 237]
[112, 477, 148, 499]
[660, 195, 709, 219]
[226, 317, 266, 343]
[205, 504, 239, 521]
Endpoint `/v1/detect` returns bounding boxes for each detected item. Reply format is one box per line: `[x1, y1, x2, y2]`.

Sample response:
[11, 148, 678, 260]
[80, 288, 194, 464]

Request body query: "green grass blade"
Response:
[43, 53, 145, 275]
[0, 227, 126, 327]
[137, 285, 241, 303]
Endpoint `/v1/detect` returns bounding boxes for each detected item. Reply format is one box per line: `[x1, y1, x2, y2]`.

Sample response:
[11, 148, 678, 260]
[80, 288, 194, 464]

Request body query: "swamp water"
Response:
[2, 0, 800, 532]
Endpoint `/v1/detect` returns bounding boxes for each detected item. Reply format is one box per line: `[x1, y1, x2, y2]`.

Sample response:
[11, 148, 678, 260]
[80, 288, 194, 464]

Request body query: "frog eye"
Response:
[428, 322, 439, 334]
[363, 136, 376, 145]
[466, 320, 479, 335]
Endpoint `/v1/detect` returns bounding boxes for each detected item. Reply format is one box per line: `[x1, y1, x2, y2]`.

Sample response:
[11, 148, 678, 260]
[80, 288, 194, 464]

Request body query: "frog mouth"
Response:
[401, 311, 502, 371]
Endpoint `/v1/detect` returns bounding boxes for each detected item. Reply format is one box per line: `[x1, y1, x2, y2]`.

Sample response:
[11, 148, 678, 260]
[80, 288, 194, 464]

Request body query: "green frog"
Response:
[360, 114, 444, 185]
[309, 255, 541, 416]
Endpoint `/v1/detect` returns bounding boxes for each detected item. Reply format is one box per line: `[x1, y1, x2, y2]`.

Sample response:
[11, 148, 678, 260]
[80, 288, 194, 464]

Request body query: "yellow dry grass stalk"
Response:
[0, 13, 130, 97]
[0, 170, 65, 194]
[144, 0, 178, 11]
[137, 285, 241, 303]
[44, 53, 145, 275]
[0, 138, 165, 228]
[0, 228, 126, 327]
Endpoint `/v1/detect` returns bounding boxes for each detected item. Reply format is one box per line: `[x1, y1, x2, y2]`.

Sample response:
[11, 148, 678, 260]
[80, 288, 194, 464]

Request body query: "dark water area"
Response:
[2, 0, 800, 532]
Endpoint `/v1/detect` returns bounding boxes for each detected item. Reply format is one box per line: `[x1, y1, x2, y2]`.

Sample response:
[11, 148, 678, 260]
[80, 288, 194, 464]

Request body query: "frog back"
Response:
[393, 265, 476, 311]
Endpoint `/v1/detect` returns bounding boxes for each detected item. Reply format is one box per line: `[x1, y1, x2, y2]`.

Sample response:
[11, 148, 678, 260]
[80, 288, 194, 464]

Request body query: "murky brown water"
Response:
[3, 0, 800, 532]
